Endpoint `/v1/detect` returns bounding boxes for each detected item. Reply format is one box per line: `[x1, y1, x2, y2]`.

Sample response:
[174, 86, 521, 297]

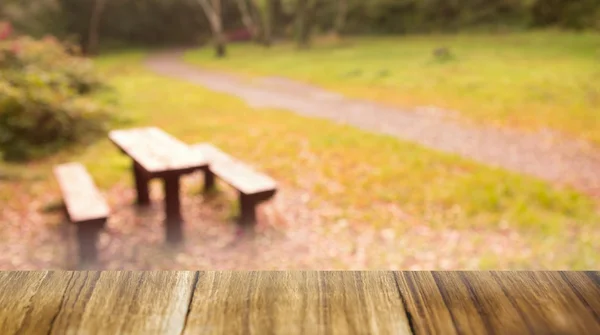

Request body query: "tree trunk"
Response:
[296, 0, 309, 48]
[272, 0, 282, 39]
[87, 0, 108, 55]
[247, 0, 266, 45]
[198, 0, 227, 58]
[333, 0, 347, 37]
[235, 0, 259, 40]
[296, 0, 319, 48]
[262, 0, 274, 47]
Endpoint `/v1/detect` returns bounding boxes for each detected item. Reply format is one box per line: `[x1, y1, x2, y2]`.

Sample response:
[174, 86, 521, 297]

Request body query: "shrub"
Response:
[0, 35, 111, 162]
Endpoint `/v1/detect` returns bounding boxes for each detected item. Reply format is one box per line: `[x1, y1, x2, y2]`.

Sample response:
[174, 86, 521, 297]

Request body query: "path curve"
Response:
[146, 51, 600, 196]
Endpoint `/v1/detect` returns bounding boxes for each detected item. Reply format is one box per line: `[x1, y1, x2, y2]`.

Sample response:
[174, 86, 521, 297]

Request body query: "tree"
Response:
[332, 0, 347, 37]
[197, 0, 226, 57]
[87, 0, 108, 55]
[262, 0, 274, 46]
[295, 0, 319, 48]
[235, 0, 259, 41]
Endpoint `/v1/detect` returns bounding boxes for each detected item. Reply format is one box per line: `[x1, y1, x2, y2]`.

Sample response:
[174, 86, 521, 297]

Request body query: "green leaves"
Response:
[0, 36, 112, 162]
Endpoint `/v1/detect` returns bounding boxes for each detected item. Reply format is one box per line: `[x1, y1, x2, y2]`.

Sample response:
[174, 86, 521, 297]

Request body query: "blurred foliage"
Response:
[317, 0, 600, 34]
[0, 35, 111, 161]
[0, 0, 243, 49]
[1, 0, 598, 51]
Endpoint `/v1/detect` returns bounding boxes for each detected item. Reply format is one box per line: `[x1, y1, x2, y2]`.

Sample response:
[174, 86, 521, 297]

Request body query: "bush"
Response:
[0, 35, 111, 162]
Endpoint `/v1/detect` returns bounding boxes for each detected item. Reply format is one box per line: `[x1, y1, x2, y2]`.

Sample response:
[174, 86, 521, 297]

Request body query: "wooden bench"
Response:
[190, 143, 277, 226]
[109, 127, 209, 244]
[54, 162, 110, 264]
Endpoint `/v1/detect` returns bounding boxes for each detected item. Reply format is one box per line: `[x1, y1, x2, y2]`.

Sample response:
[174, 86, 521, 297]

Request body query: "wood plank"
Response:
[396, 271, 600, 335]
[50, 271, 197, 335]
[393, 272, 459, 335]
[0, 271, 598, 335]
[0, 271, 73, 335]
[109, 127, 207, 174]
[190, 143, 277, 195]
[559, 271, 600, 321]
[183, 271, 412, 335]
[491, 271, 600, 334]
[54, 163, 109, 223]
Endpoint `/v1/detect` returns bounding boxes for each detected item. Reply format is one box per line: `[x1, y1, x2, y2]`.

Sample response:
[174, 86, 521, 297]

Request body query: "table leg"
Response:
[203, 168, 216, 193]
[163, 175, 183, 244]
[239, 193, 258, 226]
[77, 219, 106, 265]
[133, 161, 150, 206]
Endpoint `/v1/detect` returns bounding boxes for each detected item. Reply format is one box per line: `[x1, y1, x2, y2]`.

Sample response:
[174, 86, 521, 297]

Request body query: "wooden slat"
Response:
[394, 272, 459, 335]
[54, 163, 109, 223]
[109, 127, 207, 174]
[492, 271, 600, 334]
[50, 271, 197, 335]
[559, 271, 600, 321]
[0, 271, 74, 335]
[183, 271, 412, 335]
[0, 272, 598, 334]
[190, 143, 277, 195]
[396, 271, 600, 335]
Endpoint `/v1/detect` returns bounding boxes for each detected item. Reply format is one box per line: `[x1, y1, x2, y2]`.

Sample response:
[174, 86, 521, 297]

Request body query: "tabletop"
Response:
[108, 127, 208, 175]
[0, 271, 598, 335]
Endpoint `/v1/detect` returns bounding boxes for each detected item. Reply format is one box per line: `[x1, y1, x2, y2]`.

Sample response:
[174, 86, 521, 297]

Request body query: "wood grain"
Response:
[109, 127, 208, 174]
[396, 271, 600, 335]
[53, 163, 110, 223]
[46, 271, 196, 335]
[184, 271, 411, 335]
[191, 143, 277, 195]
[0, 271, 73, 334]
[0, 271, 597, 335]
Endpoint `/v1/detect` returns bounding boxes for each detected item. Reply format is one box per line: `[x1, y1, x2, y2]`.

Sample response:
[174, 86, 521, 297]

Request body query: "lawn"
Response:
[185, 31, 600, 144]
[1, 50, 599, 269]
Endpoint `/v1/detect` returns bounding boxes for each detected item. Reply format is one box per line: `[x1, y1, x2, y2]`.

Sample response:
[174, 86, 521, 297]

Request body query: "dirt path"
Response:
[146, 50, 600, 196]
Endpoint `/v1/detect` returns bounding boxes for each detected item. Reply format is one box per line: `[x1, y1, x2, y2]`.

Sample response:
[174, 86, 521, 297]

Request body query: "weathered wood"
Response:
[53, 163, 110, 223]
[110, 128, 209, 243]
[183, 271, 412, 335]
[109, 127, 208, 176]
[191, 143, 277, 225]
[0, 272, 598, 335]
[0, 272, 73, 334]
[395, 271, 600, 335]
[54, 163, 109, 263]
[49, 272, 197, 334]
[77, 219, 106, 264]
[133, 161, 150, 205]
[164, 175, 183, 244]
[191, 143, 277, 195]
[203, 167, 216, 192]
[491, 271, 600, 334]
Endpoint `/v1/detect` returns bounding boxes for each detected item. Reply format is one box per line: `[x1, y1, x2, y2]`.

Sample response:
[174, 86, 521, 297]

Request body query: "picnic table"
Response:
[109, 127, 208, 243]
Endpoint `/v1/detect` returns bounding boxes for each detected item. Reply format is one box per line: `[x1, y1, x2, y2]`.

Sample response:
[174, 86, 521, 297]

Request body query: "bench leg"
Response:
[164, 175, 183, 244]
[133, 161, 150, 206]
[203, 168, 216, 193]
[239, 193, 258, 226]
[77, 219, 106, 265]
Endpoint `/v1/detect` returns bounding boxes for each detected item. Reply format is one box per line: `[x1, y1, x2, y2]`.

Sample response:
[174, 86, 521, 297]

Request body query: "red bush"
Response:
[227, 28, 252, 42]
[0, 22, 13, 41]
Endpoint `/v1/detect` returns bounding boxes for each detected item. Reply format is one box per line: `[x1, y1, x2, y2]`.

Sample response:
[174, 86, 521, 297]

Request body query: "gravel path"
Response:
[146, 51, 600, 196]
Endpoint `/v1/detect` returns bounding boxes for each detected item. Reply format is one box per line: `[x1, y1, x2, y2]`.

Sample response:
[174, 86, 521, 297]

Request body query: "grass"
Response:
[185, 31, 600, 144]
[1, 50, 599, 269]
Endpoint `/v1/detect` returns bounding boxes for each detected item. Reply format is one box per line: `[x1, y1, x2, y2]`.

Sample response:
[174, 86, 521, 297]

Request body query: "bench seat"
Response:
[190, 143, 277, 225]
[54, 162, 109, 263]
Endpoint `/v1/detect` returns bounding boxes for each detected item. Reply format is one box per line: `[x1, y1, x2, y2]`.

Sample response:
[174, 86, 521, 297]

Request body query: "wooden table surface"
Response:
[108, 127, 208, 175]
[0, 271, 598, 335]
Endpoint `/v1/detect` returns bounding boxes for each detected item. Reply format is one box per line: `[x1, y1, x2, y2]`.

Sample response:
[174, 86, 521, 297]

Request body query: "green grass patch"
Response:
[2, 50, 599, 269]
[185, 31, 600, 144]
